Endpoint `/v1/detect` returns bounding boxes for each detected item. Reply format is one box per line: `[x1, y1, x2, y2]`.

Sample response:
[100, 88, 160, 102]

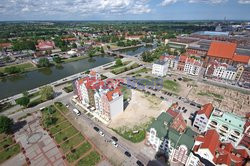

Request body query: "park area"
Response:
[0, 133, 21, 164]
[41, 102, 102, 165]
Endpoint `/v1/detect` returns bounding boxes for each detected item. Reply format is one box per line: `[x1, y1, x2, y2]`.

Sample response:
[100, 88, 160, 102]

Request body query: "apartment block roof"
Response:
[106, 87, 122, 102]
[210, 110, 246, 132]
[197, 103, 214, 118]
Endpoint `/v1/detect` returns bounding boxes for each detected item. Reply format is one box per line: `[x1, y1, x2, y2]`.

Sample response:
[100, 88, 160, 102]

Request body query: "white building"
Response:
[193, 103, 214, 133]
[213, 63, 236, 81]
[206, 109, 246, 146]
[184, 58, 202, 76]
[152, 60, 168, 77]
[161, 54, 179, 70]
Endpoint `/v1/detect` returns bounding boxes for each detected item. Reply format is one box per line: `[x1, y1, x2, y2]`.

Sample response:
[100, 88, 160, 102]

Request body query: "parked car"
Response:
[65, 104, 70, 108]
[124, 151, 131, 157]
[111, 136, 118, 142]
[112, 142, 118, 148]
[184, 109, 187, 113]
[93, 127, 99, 132]
[160, 96, 164, 100]
[73, 108, 81, 116]
[99, 131, 105, 137]
[136, 160, 144, 166]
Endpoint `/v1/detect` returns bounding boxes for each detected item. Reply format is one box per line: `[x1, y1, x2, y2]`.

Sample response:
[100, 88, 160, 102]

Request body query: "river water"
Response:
[0, 56, 114, 99]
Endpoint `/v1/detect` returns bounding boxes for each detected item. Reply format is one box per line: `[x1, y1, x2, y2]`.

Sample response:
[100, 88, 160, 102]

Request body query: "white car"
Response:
[65, 104, 70, 108]
[113, 142, 118, 148]
[73, 108, 81, 116]
[99, 131, 105, 137]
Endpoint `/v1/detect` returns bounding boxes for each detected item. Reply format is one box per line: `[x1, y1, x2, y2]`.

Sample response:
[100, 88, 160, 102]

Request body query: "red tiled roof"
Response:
[200, 129, 220, 157]
[215, 154, 231, 165]
[207, 41, 237, 59]
[166, 109, 179, 118]
[170, 113, 187, 133]
[106, 87, 122, 102]
[233, 54, 250, 63]
[197, 103, 213, 118]
[0, 43, 12, 48]
[62, 37, 77, 41]
[179, 55, 188, 62]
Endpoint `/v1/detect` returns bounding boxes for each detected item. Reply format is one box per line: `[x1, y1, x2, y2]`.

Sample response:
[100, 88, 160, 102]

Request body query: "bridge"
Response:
[105, 50, 142, 59]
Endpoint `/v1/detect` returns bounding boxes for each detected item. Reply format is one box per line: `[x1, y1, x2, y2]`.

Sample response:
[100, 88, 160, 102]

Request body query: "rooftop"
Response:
[207, 41, 237, 59]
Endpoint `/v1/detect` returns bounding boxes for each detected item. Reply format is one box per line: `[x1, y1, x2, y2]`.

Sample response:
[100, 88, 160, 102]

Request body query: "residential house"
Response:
[184, 58, 202, 76]
[186, 129, 249, 166]
[146, 111, 196, 165]
[206, 109, 246, 146]
[193, 103, 214, 133]
[36, 40, 55, 51]
[177, 55, 188, 71]
[152, 60, 168, 77]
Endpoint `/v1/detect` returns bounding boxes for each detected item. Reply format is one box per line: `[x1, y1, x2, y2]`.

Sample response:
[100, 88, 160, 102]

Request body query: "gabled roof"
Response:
[199, 130, 220, 157]
[197, 103, 214, 118]
[166, 109, 179, 118]
[106, 87, 122, 102]
[208, 41, 237, 59]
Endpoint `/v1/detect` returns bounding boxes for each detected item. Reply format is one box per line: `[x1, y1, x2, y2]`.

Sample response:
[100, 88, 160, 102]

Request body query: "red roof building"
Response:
[36, 40, 55, 51]
[189, 129, 249, 166]
[197, 103, 214, 118]
[205, 41, 250, 67]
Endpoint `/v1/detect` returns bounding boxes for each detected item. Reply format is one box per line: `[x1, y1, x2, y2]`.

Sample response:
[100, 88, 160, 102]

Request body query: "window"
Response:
[200, 117, 204, 120]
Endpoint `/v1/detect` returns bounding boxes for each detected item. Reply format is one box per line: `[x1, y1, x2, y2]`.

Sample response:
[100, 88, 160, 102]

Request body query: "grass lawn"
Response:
[0, 102, 15, 113]
[0, 137, 15, 151]
[54, 102, 69, 114]
[113, 120, 153, 143]
[63, 56, 87, 63]
[197, 91, 224, 100]
[63, 84, 73, 93]
[0, 62, 36, 73]
[41, 106, 67, 128]
[128, 67, 149, 75]
[163, 80, 180, 92]
[120, 86, 132, 101]
[66, 142, 92, 163]
[77, 151, 100, 166]
[61, 133, 85, 153]
[0, 144, 20, 164]
[49, 121, 72, 135]
[54, 126, 79, 144]
[112, 63, 140, 75]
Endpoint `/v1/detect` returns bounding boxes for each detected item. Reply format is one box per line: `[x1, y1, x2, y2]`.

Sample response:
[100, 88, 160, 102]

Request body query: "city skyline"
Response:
[0, 0, 250, 21]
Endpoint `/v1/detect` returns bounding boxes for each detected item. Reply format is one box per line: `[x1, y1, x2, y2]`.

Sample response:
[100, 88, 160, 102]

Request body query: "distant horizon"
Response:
[1, 0, 250, 21]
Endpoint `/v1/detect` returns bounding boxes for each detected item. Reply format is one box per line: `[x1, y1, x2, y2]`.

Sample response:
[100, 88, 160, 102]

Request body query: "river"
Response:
[116, 44, 156, 56]
[0, 56, 114, 100]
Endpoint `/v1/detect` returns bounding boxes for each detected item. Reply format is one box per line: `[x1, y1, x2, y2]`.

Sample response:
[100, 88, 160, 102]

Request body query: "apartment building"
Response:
[74, 71, 124, 121]
[146, 111, 196, 165]
[160, 54, 179, 70]
[186, 129, 249, 166]
[184, 58, 202, 76]
[193, 103, 214, 133]
[206, 109, 246, 146]
[152, 60, 168, 77]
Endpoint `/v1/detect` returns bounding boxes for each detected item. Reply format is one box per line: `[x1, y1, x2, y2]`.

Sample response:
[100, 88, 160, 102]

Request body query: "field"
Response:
[40, 103, 102, 164]
[0, 134, 21, 164]
[109, 90, 171, 143]
[0, 62, 36, 73]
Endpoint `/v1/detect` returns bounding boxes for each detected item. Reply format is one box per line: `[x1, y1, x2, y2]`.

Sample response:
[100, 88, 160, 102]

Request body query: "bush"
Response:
[0, 116, 13, 134]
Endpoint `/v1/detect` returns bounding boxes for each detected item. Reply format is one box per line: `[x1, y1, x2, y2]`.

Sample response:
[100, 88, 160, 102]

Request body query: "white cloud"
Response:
[238, 0, 250, 4]
[161, 0, 178, 6]
[0, 0, 151, 16]
[160, 0, 227, 6]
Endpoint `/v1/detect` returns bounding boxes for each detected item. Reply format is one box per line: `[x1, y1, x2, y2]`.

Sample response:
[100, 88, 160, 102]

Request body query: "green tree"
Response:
[115, 58, 123, 66]
[40, 85, 54, 101]
[16, 96, 30, 108]
[72, 43, 77, 48]
[53, 57, 62, 63]
[100, 47, 104, 54]
[0, 116, 13, 134]
[4, 66, 22, 74]
[38, 58, 50, 67]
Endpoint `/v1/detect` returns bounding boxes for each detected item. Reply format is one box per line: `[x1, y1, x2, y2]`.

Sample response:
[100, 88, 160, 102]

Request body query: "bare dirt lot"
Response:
[188, 82, 250, 116]
[109, 90, 171, 129]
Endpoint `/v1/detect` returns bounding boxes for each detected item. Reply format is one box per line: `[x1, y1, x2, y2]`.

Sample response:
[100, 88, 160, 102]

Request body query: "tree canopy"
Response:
[40, 85, 54, 101]
[0, 116, 13, 134]
[16, 96, 30, 108]
[38, 58, 51, 67]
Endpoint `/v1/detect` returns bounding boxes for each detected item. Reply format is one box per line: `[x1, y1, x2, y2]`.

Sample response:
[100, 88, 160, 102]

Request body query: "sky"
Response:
[0, 0, 250, 21]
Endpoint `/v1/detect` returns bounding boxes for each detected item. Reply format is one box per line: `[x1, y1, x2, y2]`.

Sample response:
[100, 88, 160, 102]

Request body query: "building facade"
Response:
[184, 58, 202, 76]
[206, 109, 246, 146]
[152, 61, 168, 77]
[193, 103, 214, 133]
